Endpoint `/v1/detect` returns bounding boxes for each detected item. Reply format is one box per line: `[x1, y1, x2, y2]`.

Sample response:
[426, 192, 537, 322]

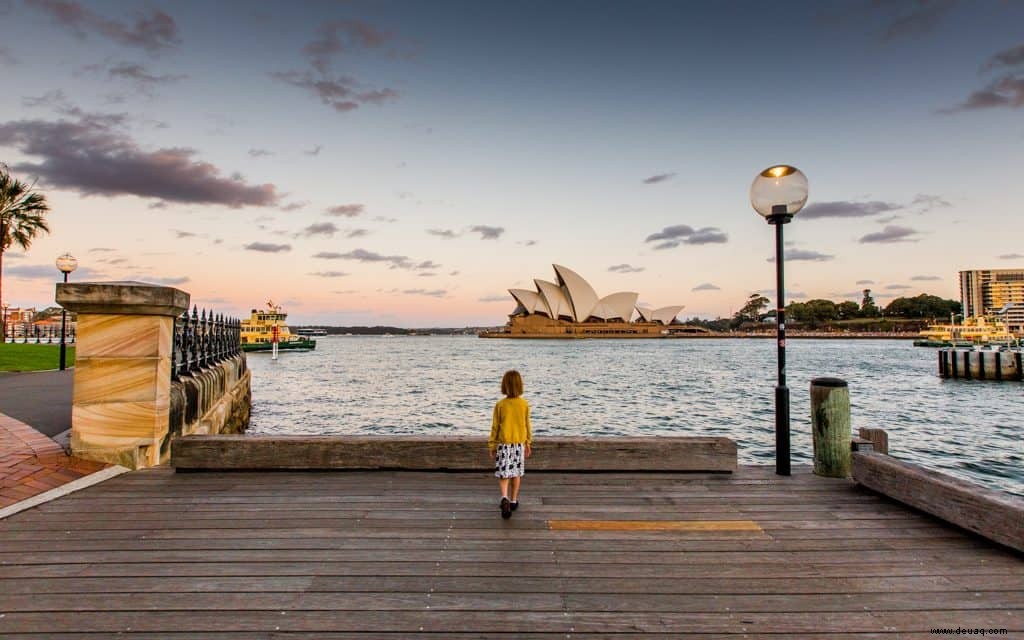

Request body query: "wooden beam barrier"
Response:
[171, 435, 737, 473]
[852, 450, 1024, 552]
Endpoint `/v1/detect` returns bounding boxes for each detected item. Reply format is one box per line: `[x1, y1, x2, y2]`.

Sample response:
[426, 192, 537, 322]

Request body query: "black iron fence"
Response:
[172, 307, 241, 381]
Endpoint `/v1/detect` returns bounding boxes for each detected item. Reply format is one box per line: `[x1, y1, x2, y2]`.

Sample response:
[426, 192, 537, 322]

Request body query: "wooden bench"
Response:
[171, 435, 737, 472]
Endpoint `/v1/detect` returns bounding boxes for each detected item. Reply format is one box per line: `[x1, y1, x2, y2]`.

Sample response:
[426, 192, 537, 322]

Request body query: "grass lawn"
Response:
[0, 343, 75, 372]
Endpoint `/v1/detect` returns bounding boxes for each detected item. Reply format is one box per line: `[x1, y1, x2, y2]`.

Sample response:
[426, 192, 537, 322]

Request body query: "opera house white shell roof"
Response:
[508, 265, 683, 324]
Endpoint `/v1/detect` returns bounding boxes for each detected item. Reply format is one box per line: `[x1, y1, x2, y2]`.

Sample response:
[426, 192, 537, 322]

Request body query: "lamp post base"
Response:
[775, 384, 791, 476]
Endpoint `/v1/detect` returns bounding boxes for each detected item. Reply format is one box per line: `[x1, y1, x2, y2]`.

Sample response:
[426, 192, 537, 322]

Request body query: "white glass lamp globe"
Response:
[55, 253, 78, 274]
[750, 165, 809, 219]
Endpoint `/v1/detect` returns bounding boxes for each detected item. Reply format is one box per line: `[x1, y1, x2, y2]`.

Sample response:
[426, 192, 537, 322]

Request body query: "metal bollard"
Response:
[810, 377, 851, 478]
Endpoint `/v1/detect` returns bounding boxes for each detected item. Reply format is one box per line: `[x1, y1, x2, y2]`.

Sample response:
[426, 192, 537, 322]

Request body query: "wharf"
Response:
[1, 465, 1021, 637]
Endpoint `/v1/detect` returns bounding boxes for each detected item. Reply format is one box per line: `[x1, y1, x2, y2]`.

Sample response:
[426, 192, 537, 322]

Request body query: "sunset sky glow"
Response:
[2, 0, 1022, 326]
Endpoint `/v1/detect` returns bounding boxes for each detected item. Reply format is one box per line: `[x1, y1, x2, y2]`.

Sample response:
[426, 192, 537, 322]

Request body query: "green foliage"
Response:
[860, 290, 881, 317]
[787, 299, 839, 327]
[883, 294, 961, 319]
[1, 167, 52, 313]
[0, 344, 74, 372]
[731, 293, 770, 328]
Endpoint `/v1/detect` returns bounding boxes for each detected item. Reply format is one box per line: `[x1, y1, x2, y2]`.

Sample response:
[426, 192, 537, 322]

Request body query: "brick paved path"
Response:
[0, 412, 106, 509]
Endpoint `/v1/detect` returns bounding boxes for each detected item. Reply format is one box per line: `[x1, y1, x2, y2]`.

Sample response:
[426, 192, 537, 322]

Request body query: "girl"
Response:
[488, 369, 532, 519]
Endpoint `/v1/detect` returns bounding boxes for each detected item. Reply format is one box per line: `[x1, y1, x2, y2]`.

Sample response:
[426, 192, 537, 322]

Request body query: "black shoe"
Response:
[510, 501, 519, 511]
[500, 497, 511, 519]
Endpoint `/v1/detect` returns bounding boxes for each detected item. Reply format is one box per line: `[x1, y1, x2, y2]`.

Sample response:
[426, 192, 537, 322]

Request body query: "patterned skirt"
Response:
[494, 443, 525, 478]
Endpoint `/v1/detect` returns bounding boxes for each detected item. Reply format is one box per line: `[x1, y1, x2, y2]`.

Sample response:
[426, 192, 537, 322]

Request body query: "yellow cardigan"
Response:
[489, 397, 532, 448]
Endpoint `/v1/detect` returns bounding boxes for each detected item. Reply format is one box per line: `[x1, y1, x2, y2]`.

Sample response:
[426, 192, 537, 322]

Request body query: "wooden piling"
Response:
[810, 377, 851, 478]
[858, 427, 889, 455]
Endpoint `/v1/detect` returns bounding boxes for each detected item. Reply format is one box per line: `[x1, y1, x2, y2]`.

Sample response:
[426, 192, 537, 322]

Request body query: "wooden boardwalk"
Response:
[0, 465, 1021, 638]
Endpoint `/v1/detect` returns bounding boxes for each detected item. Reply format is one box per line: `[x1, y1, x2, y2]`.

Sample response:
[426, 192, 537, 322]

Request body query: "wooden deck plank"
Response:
[0, 466, 1020, 637]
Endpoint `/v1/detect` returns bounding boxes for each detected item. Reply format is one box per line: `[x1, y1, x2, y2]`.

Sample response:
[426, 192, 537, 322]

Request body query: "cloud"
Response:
[885, 284, 912, 290]
[944, 41, 1024, 113]
[27, 0, 180, 52]
[858, 225, 920, 244]
[309, 271, 349, 278]
[248, 148, 273, 158]
[0, 113, 280, 207]
[325, 203, 364, 217]
[856, 279, 875, 285]
[6, 263, 104, 279]
[346, 228, 369, 238]
[244, 242, 291, 253]
[304, 145, 322, 156]
[314, 248, 430, 270]
[479, 295, 510, 303]
[645, 224, 727, 249]
[911, 275, 942, 281]
[998, 253, 1024, 260]
[520, 240, 538, 247]
[877, 0, 956, 42]
[944, 75, 1024, 112]
[910, 193, 951, 212]
[89, 247, 115, 253]
[799, 200, 902, 219]
[642, 172, 675, 184]
[691, 283, 720, 291]
[300, 222, 338, 237]
[608, 264, 644, 273]
[469, 225, 504, 240]
[280, 201, 306, 212]
[98, 61, 187, 89]
[270, 70, 398, 113]
[402, 288, 446, 298]
[427, 228, 458, 239]
[173, 230, 199, 239]
[982, 43, 1024, 72]
[768, 249, 834, 262]
[304, 20, 391, 73]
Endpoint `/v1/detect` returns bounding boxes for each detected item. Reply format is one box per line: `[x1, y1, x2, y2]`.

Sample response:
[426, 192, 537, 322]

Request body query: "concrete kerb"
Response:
[0, 465, 131, 520]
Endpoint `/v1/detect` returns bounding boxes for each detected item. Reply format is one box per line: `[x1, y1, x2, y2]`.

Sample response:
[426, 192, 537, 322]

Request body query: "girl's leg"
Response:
[510, 476, 521, 502]
[498, 478, 510, 499]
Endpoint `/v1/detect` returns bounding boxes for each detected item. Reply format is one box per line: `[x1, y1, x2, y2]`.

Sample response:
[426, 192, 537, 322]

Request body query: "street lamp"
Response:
[750, 165, 808, 476]
[2, 303, 8, 344]
[56, 253, 78, 371]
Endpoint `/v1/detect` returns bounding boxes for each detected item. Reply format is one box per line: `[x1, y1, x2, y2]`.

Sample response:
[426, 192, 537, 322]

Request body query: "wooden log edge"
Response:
[852, 451, 1024, 553]
[171, 435, 738, 473]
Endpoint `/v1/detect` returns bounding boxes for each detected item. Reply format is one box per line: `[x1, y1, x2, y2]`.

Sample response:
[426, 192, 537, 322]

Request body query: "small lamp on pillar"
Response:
[56, 252, 78, 371]
[750, 165, 808, 476]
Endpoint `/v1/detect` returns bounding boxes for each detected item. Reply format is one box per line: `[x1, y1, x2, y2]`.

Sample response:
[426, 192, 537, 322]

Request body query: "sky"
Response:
[1, 0, 1022, 326]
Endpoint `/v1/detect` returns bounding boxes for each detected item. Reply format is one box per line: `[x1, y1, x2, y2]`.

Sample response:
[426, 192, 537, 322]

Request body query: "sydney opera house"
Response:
[481, 264, 701, 338]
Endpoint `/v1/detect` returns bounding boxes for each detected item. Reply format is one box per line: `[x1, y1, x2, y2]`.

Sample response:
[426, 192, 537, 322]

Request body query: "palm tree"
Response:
[0, 166, 51, 314]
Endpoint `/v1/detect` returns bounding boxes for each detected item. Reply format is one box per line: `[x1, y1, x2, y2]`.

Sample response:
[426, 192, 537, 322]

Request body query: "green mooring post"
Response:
[810, 377, 851, 478]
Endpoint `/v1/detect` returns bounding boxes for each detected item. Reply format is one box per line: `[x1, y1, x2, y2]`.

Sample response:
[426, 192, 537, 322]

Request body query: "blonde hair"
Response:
[500, 370, 523, 398]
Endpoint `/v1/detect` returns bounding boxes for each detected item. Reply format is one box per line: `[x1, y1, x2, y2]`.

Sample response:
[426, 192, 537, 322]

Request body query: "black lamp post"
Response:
[750, 165, 809, 476]
[2, 303, 8, 344]
[56, 253, 78, 371]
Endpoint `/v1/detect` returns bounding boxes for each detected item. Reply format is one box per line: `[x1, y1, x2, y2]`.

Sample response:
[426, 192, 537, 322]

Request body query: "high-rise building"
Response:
[959, 269, 1024, 317]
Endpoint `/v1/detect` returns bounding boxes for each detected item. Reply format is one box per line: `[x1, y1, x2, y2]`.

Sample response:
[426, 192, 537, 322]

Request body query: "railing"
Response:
[172, 307, 241, 380]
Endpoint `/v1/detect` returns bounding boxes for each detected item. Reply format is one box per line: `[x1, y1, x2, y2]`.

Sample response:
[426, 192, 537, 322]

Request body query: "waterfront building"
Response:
[995, 302, 1024, 335]
[959, 269, 1024, 318]
[486, 264, 699, 338]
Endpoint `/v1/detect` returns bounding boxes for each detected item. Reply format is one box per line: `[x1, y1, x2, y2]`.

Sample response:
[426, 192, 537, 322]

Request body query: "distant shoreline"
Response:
[478, 332, 919, 340]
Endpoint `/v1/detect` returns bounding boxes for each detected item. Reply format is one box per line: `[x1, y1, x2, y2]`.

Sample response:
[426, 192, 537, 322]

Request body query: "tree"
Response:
[883, 294, 960, 319]
[731, 293, 770, 328]
[0, 168, 51, 311]
[836, 301, 860, 320]
[860, 289, 881, 318]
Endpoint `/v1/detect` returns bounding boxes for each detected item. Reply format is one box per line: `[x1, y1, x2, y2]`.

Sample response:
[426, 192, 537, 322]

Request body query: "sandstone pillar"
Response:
[56, 281, 189, 469]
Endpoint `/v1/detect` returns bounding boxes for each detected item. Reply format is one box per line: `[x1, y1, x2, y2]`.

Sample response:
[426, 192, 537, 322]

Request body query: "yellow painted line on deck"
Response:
[547, 520, 763, 532]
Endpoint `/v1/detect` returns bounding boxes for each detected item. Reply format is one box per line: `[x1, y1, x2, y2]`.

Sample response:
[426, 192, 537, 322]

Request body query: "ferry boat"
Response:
[914, 316, 1014, 347]
[295, 327, 328, 337]
[239, 301, 316, 352]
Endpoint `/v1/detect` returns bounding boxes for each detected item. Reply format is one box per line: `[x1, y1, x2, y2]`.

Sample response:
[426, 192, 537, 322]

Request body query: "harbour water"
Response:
[248, 336, 1023, 497]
